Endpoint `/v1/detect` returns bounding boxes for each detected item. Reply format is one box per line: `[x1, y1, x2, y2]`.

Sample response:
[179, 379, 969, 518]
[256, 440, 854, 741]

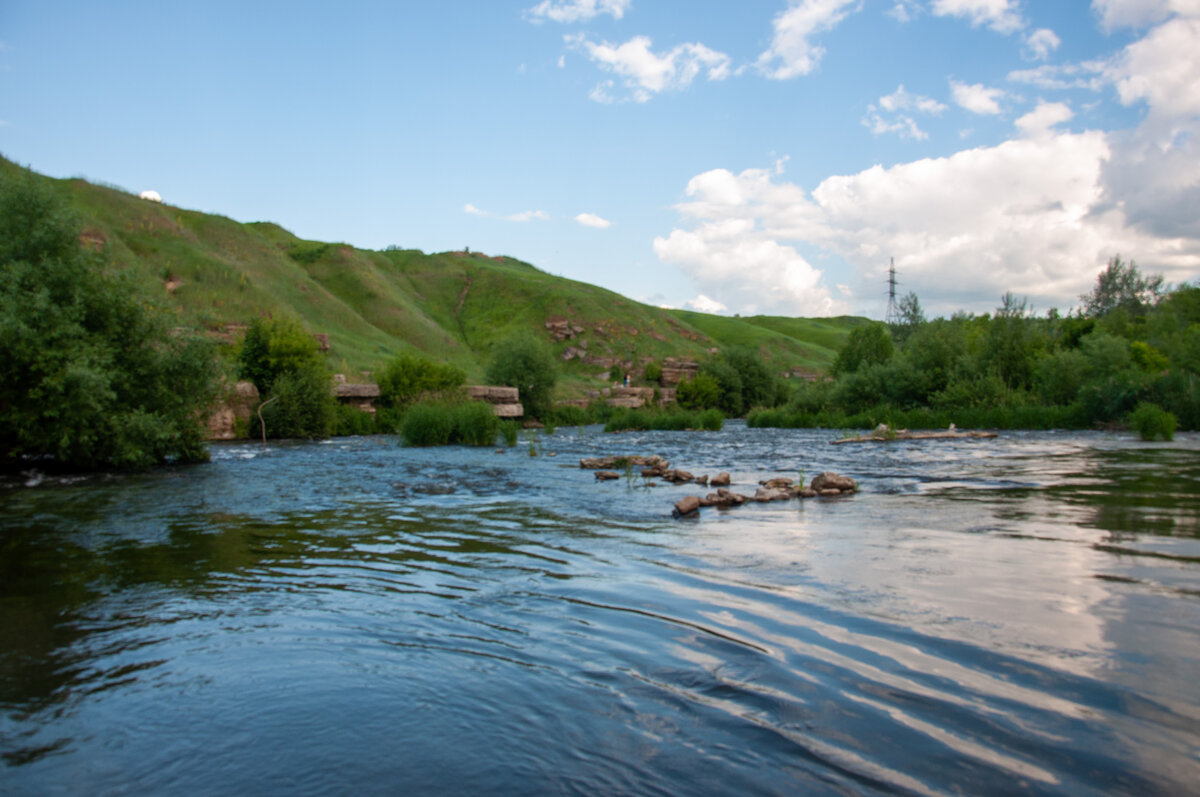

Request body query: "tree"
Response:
[832, 323, 894, 376]
[1081, 256, 1164, 318]
[891, 291, 926, 343]
[236, 315, 335, 439]
[676, 373, 721, 410]
[485, 335, 558, 419]
[984, 292, 1036, 389]
[0, 169, 221, 469]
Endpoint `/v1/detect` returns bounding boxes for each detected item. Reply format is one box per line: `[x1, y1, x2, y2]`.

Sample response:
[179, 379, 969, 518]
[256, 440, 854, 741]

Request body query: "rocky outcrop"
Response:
[466, 385, 524, 418]
[606, 387, 656, 409]
[205, 380, 260, 440]
[580, 455, 670, 470]
[659, 358, 700, 387]
[334, 382, 380, 414]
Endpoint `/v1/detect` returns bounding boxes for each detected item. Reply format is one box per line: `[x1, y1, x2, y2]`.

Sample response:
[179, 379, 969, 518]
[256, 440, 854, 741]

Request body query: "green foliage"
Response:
[0, 169, 221, 469]
[1035, 349, 1089, 405]
[485, 335, 558, 420]
[1130, 402, 1176, 441]
[603, 407, 724, 432]
[676, 373, 722, 410]
[253, 363, 337, 440]
[643, 360, 663, 384]
[237, 315, 322, 394]
[833, 323, 894, 376]
[499, 420, 520, 447]
[332, 404, 379, 436]
[1081, 256, 1164, 318]
[376, 352, 465, 408]
[399, 401, 499, 447]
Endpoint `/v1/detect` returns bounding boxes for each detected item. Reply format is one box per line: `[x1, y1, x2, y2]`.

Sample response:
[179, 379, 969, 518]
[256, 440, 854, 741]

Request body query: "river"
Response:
[2, 425, 1198, 795]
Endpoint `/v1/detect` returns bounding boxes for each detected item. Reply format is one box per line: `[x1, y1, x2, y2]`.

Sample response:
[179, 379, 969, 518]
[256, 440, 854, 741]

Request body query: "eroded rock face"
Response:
[205, 380, 260, 440]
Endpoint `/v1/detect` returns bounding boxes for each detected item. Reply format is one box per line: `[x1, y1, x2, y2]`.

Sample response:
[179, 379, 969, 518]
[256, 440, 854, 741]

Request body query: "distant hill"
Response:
[1, 156, 866, 394]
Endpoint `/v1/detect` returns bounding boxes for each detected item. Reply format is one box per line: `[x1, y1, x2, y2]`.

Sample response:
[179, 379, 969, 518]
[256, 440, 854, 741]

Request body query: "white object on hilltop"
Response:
[139, 190, 162, 202]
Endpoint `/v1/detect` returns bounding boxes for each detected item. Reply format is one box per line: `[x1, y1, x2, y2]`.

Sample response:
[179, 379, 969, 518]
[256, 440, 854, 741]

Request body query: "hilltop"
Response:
[1, 157, 865, 393]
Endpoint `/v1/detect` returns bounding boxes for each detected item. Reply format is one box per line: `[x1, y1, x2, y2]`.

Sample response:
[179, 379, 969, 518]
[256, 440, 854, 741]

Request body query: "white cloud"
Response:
[864, 113, 929, 140]
[464, 204, 549, 222]
[888, 2, 920, 23]
[507, 210, 550, 222]
[1108, 16, 1200, 128]
[1015, 100, 1073, 136]
[1008, 62, 1107, 91]
[878, 84, 948, 114]
[864, 85, 946, 141]
[1023, 28, 1061, 60]
[755, 0, 859, 80]
[567, 33, 730, 102]
[575, 212, 612, 228]
[931, 0, 1025, 33]
[526, 0, 631, 24]
[684, 294, 728, 314]
[1091, 0, 1188, 30]
[557, 54, 566, 68]
[951, 80, 1006, 114]
[655, 121, 1200, 317]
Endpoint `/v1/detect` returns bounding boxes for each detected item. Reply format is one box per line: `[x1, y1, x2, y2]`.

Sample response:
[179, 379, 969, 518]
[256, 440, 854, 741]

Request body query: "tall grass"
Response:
[400, 400, 499, 446]
[603, 407, 724, 432]
[747, 403, 1089, 431]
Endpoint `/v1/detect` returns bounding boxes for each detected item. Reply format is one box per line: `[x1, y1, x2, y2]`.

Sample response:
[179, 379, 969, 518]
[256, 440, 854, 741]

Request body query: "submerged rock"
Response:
[594, 470, 620, 481]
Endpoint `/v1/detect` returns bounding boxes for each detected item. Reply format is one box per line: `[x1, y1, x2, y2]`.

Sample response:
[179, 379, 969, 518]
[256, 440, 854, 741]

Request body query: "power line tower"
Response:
[884, 257, 900, 325]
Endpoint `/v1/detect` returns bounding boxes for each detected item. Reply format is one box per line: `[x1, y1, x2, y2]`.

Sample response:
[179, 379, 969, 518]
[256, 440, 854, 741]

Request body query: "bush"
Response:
[643, 360, 663, 384]
[485, 335, 558, 420]
[376, 353, 465, 408]
[0, 170, 222, 469]
[253, 363, 337, 440]
[677, 373, 722, 411]
[602, 407, 724, 432]
[333, 404, 378, 436]
[833, 323, 894, 375]
[237, 315, 322, 394]
[1130, 402, 1176, 441]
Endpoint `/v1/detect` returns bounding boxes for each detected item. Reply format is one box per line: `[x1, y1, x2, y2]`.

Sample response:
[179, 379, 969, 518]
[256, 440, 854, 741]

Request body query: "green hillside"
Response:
[2, 157, 866, 392]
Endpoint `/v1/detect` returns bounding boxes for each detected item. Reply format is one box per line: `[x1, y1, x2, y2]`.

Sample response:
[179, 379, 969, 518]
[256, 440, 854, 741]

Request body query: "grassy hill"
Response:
[3, 157, 866, 394]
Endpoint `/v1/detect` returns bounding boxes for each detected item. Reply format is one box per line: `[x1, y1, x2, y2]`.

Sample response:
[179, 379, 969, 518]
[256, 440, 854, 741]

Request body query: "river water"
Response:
[2, 425, 1198, 795]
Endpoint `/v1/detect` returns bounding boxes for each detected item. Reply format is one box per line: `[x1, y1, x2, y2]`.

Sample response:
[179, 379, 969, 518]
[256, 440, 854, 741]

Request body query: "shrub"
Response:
[677, 373, 722, 411]
[486, 335, 558, 420]
[253, 363, 337, 440]
[333, 404, 378, 436]
[376, 353, 465, 408]
[643, 360, 663, 384]
[237, 315, 322, 394]
[833, 323, 894, 375]
[1130, 402, 1176, 441]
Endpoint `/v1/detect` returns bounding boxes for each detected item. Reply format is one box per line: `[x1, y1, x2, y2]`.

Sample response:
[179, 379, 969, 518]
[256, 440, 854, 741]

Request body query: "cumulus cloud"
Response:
[567, 33, 730, 101]
[930, 0, 1025, 33]
[951, 80, 1006, 114]
[1023, 28, 1061, 60]
[755, 0, 859, 79]
[1091, 0, 1184, 31]
[1015, 100, 1073, 136]
[526, 0, 630, 24]
[655, 121, 1200, 317]
[1107, 15, 1200, 129]
[575, 212, 612, 228]
[888, 2, 921, 23]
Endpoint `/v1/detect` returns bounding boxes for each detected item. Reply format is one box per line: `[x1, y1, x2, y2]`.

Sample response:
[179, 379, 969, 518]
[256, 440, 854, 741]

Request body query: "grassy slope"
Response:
[4, 158, 866, 391]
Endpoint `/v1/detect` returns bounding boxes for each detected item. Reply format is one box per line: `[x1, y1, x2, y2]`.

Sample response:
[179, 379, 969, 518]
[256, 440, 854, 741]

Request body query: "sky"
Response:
[2, 0, 1199, 320]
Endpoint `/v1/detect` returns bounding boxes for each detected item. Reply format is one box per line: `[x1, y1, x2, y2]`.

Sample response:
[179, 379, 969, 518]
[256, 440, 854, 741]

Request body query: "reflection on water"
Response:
[2, 428, 1199, 794]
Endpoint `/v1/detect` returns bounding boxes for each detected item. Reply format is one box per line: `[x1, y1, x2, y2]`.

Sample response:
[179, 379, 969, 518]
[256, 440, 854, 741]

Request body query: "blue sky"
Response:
[3, 0, 1198, 319]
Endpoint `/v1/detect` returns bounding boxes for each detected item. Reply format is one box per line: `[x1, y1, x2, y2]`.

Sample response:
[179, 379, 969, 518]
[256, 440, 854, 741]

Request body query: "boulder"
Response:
[662, 469, 695, 483]
[594, 470, 620, 481]
[810, 472, 858, 493]
[710, 472, 731, 487]
[673, 496, 701, 517]
[762, 477, 794, 489]
[754, 487, 791, 502]
[696, 475, 708, 486]
[819, 488, 843, 497]
[580, 455, 669, 470]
